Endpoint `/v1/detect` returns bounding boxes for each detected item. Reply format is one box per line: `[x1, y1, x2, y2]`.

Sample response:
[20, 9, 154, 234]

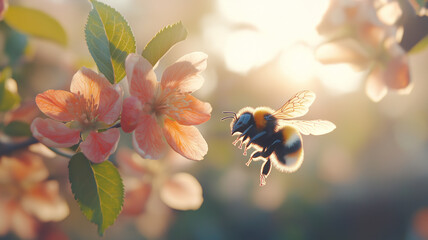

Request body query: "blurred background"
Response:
[3, 0, 428, 239]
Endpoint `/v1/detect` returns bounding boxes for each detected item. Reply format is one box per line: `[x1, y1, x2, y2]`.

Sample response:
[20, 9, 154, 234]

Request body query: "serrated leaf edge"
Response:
[85, 0, 136, 83]
[69, 153, 124, 236]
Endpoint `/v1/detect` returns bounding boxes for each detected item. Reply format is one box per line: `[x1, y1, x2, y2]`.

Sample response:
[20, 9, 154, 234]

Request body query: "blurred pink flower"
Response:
[121, 53, 211, 161]
[31, 67, 122, 163]
[316, 0, 411, 101]
[0, 151, 69, 239]
[117, 147, 203, 215]
[0, 0, 8, 20]
[4, 101, 40, 126]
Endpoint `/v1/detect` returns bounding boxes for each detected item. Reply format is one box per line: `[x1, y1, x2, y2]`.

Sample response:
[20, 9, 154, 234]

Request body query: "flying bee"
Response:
[222, 90, 336, 186]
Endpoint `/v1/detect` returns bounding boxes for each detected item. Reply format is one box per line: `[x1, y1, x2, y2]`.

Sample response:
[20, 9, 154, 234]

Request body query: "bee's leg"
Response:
[233, 125, 253, 146]
[260, 139, 282, 158]
[247, 131, 267, 146]
[246, 150, 263, 166]
[242, 143, 249, 156]
[260, 158, 272, 186]
[240, 125, 253, 141]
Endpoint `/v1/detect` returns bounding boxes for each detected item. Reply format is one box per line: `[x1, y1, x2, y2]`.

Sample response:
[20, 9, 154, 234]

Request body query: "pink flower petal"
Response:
[31, 118, 80, 148]
[125, 53, 157, 104]
[0, 0, 9, 20]
[0, 151, 48, 184]
[384, 56, 410, 90]
[122, 178, 152, 216]
[315, 39, 370, 70]
[0, 200, 12, 236]
[116, 147, 151, 176]
[21, 181, 69, 222]
[35, 90, 77, 122]
[70, 67, 111, 104]
[121, 96, 143, 133]
[11, 204, 39, 239]
[132, 114, 166, 160]
[4, 101, 40, 125]
[161, 52, 207, 93]
[80, 128, 120, 163]
[366, 65, 388, 102]
[162, 118, 208, 161]
[97, 84, 121, 125]
[167, 94, 212, 125]
[160, 172, 203, 210]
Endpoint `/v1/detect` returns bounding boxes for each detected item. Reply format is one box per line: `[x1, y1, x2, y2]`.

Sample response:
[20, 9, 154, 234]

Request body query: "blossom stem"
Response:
[0, 136, 39, 156]
[0, 137, 74, 158]
[47, 147, 74, 158]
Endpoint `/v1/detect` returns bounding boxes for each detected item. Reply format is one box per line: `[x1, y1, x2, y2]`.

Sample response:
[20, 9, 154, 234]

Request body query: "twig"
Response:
[47, 147, 74, 158]
[0, 136, 39, 157]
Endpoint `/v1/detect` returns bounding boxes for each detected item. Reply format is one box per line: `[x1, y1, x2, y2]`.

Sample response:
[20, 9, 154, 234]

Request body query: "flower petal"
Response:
[21, 181, 69, 222]
[132, 114, 166, 160]
[167, 94, 212, 125]
[116, 147, 153, 176]
[31, 118, 80, 148]
[4, 101, 40, 125]
[384, 56, 410, 90]
[0, 151, 48, 184]
[11, 205, 39, 239]
[0, 200, 12, 236]
[162, 118, 208, 161]
[122, 178, 152, 216]
[366, 66, 388, 102]
[125, 53, 157, 104]
[35, 90, 77, 122]
[80, 128, 120, 163]
[97, 84, 121, 125]
[70, 67, 111, 104]
[121, 96, 143, 133]
[161, 52, 207, 93]
[160, 172, 203, 210]
[315, 39, 370, 71]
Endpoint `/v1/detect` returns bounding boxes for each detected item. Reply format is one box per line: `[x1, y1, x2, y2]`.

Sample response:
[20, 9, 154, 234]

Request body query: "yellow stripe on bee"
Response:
[281, 125, 300, 147]
[253, 108, 272, 130]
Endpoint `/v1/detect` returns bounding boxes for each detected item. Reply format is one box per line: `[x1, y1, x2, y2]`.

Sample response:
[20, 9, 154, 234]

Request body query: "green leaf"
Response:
[2, 23, 29, 67]
[142, 21, 188, 66]
[3, 121, 32, 137]
[4, 6, 67, 46]
[416, 0, 425, 8]
[409, 35, 428, 54]
[69, 153, 124, 236]
[85, 0, 136, 84]
[0, 68, 20, 112]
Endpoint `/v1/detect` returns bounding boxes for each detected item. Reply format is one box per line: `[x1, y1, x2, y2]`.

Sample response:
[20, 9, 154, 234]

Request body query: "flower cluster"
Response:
[31, 53, 212, 163]
[0, 151, 69, 239]
[316, 0, 411, 101]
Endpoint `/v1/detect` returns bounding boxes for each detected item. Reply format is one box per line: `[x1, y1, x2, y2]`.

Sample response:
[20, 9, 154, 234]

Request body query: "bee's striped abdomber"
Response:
[270, 125, 304, 173]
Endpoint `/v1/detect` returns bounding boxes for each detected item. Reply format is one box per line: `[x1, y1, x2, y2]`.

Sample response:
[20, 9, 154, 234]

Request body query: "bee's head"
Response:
[231, 112, 254, 135]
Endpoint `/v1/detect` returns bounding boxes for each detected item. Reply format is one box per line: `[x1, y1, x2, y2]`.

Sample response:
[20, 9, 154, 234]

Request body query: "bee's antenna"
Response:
[222, 111, 237, 120]
[221, 116, 234, 121]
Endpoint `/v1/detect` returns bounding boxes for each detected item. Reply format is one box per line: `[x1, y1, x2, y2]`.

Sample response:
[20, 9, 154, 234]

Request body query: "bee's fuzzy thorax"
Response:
[252, 107, 272, 130]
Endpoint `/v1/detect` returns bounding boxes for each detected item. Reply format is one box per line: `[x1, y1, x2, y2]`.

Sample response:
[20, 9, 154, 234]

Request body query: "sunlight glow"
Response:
[214, 0, 330, 74]
[317, 64, 362, 94]
[224, 30, 279, 73]
[278, 44, 317, 85]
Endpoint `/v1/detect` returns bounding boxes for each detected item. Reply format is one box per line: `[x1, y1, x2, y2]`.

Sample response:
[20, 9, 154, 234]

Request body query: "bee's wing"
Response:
[282, 120, 336, 135]
[269, 90, 316, 120]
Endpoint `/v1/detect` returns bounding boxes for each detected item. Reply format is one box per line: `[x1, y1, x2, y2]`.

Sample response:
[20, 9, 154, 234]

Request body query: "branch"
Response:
[0, 136, 39, 156]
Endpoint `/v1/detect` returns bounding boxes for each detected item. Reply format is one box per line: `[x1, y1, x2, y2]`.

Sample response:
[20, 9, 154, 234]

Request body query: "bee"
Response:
[222, 90, 336, 186]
